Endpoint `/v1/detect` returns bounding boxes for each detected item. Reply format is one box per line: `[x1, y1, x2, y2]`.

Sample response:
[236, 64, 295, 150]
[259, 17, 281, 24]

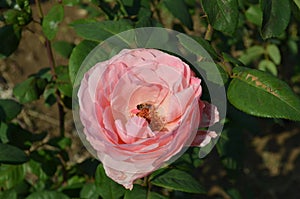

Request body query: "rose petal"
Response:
[104, 166, 151, 190]
[161, 86, 200, 123]
[102, 107, 119, 144]
[190, 130, 218, 147]
[155, 52, 191, 81]
[199, 101, 220, 127]
[115, 116, 154, 143]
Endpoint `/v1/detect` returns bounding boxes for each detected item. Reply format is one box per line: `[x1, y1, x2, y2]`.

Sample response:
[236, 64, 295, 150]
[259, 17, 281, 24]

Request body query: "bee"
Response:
[136, 103, 152, 110]
[136, 103, 152, 123]
[134, 103, 166, 132]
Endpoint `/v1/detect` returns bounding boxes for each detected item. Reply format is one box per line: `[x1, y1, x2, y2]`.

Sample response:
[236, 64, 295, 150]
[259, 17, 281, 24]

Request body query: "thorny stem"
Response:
[45, 40, 57, 79]
[35, 0, 65, 136]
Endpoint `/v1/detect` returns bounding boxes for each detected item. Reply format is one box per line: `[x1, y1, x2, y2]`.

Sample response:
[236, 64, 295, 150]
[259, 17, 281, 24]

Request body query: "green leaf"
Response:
[258, 59, 277, 76]
[0, 189, 17, 199]
[95, 164, 125, 199]
[266, 44, 281, 65]
[201, 0, 239, 35]
[98, 1, 115, 19]
[55, 66, 72, 97]
[0, 25, 21, 58]
[35, 68, 52, 82]
[80, 183, 98, 199]
[0, 164, 25, 189]
[71, 20, 133, 42]
[163, 0, 193, 29]
[13, 76, 47, 103]
[239, 45, 265, 65]
[227, 188, 242, 199]
[77, 158, 99, 177]
[42, 5, 64, 40]
[0, 122, 9, 143]
[227, 104, 260, 133]
[122, 0, 134, 6]
[0, 143, 28, 164]
[216, 128, 243, 170]
[260, 0, 291, 39]
[293, 0, 300, 11]
[0, 99, 22, 122]
[245, 4, 263, 26]
[69, 40, 99, 83]
[25, 159, 48, 188]
[149, 192, 168, 199]
[151, 169, 206, 194]
[222, 52, 244, 66]
[3, 9, 22, 24]
[228, 66, 300, 121]
[43, 85, 56, 107]
[52, 41, 75, 58]
[60, 175, 85, 191]
[124, 185, 146, 199]
[177, 34, 217, 60]
[26, 191, 69, 199]
[294, 0, 300, 9]
[48, 137, 71, 150]
[3, 7, 32, 26]
[196, 62, 229, 85]
[63, 0, 80, 6]
[287, 38, 298, 55]
[176, 34, 227, 85]
[128, 186, 168, 199]
[172, 153, 195, 172]
[1, 123, 37, 150]
[292, 1, 300, 22]
[136, 7, 152, 27]
[11, 180, 30, 196]
[135, 28, 169, 48]
[192, 36, 218, 60]
[30, 149, 60, 176]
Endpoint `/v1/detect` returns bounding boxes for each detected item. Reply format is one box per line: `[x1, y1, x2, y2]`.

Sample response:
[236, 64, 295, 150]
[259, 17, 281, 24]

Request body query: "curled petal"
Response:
[104, 165, 150, 190]
[199, 101, 220, 127]
[191, 130, 218, 147]
[115, 116, 155, 143]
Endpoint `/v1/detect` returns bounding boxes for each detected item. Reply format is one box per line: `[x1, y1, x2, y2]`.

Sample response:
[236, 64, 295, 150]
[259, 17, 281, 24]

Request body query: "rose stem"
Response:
[145, 176, 152, 199]
[35, 0, 65, 137]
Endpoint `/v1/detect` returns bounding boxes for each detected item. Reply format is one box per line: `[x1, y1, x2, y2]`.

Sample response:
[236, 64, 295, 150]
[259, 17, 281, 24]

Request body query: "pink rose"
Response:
[78, 48, 219, 190]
